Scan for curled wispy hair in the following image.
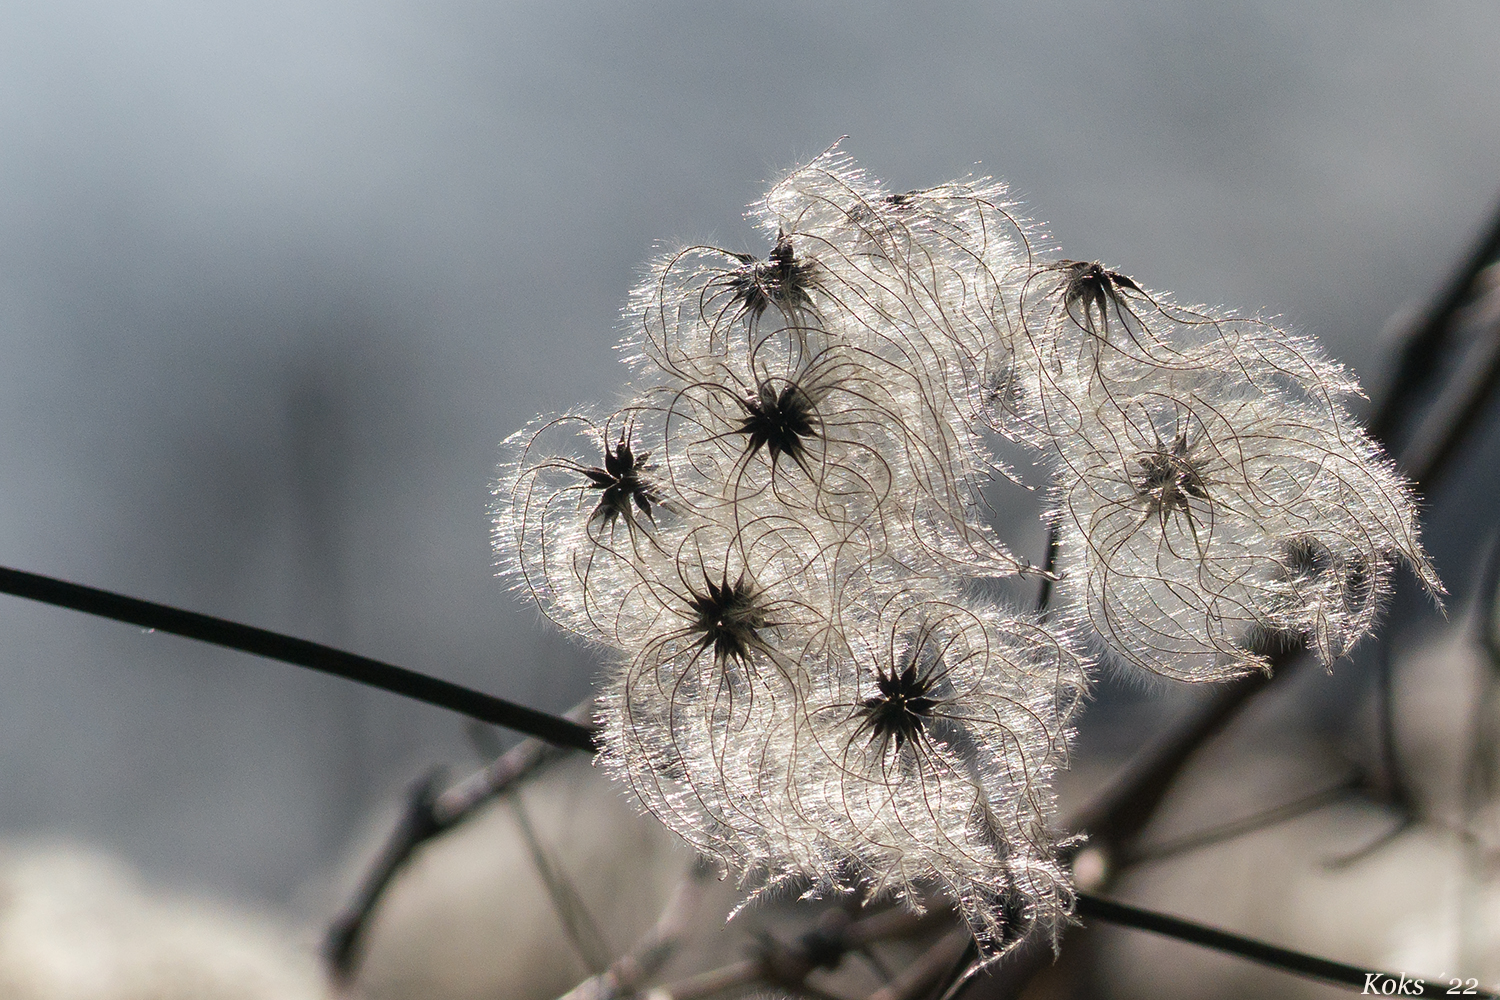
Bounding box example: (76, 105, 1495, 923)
(493, 408, 678, 645)
(624, 145, 1046, 578)
(753, 145, 1039, 431)
(1009, 259, 1360, 446)
(599, 584, 1085, 955)
(1050, 388, 1440, 680)
(596, 532, 838, 877)
(625, 236, 826, 382)
(638, 327, 1026, 581)
(497, 145, 1442, 954)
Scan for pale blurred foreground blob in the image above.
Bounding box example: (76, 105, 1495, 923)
(0, 842, 329, 1000)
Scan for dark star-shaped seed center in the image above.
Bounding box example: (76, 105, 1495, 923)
(686, 573, 768, 667)
(726, 233, 816, 321)
(1056, 259, 1141, 334)
(582, 439, 655, 526)
(856, 661, 940, 755)
(736, 381, 818, 473)
(1134, 429, 1209, 521)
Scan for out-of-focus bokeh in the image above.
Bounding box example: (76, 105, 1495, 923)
(0, 2, 1497, 963)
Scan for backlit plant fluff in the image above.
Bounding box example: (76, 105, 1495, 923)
(492, 145, 1437, 951)
(1010, 257, 1443, 680)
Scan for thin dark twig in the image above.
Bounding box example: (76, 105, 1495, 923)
(1076, 892, 1497, 997)
(324, 769, 445, 978)
(9, 197, 1500, 999)
(1064, 665, 1282, 865)
(1063, 204, 1499, 865)
(0, 565, 598, 753)
(558, 857, 719, 1000)
(512, 790, 613, 974)
(1373, 639, 1412, 807)
(1322, 812, 1417, 871)
(1035, 524, 1059, 613)
(326, 701, 588, 980)
(926, 938, 978, 1000)
(867, 928, 973, 1000)
(1395, 268, 1500, 491)
(607, 904, 939, 1000)
(840, 906, 934, 947)
(941, 927, 1059, 1000)
(435, 707, 588, 826)
(1123, 774, 1360, 866)
(1374, 191, 1500, 444)
(1321, 642, 1421, 870)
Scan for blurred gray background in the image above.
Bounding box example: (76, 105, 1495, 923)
(0, 1, 1497, 911)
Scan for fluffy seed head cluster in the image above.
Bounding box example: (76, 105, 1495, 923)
(1010, 256, 1443, 679)
(493, 144, 1438, 951)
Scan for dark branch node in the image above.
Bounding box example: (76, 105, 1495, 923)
(325, 769, 445, 980)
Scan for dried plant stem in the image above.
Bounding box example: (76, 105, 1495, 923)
(1121, 774, 1359, 866)
(324, 769, 445, 979)
(1374, 192, 1500, 445)
(557, 857, 718, 1000)
(650, 959, 763, 1000)
(588, 904, 942, 1000)
(1075, 893, 1500, 998)
(1396, 259, 1500, 491)
(0, 565, 598, 752)
(1063, 664, 1282, 869)
(866, 927, 972, 1000)
(1060, 194, 1500, 878)
(5, 189, 1495, 1000)
(435, 701, 593, 824)
(962, 195, 1500, 998)
(512, 790, 614, 974)
(327, 701, 590, 980)
(840, 907, 931, 948)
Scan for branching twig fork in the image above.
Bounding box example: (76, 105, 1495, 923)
(958, 194, 1500, 998)
(325, 701, 587, 980)
(557, 857, 719, 1000)
(635, 905, 939, 1000)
